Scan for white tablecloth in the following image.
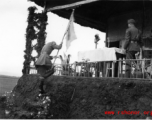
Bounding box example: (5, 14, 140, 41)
(78, 47, 126, 62)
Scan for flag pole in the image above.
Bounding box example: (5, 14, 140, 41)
(52, 31, 67, 66)
(52, 9, 75, 68)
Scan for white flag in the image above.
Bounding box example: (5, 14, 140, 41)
(65, 10, 77, 50)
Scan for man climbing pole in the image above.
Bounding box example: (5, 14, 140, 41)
(35, 9, 76, 93)
(35, 41, 62, 77)
(35, 41, 62, 93)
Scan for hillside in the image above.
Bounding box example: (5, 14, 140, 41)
(0, 75, 152, 119)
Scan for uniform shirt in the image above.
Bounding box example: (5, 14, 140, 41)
(36, 42, 62, 66)
(124, 26, 141, 52)
(41, 42, 62, 55)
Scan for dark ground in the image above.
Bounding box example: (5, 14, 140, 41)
(0, 75, 152, 119)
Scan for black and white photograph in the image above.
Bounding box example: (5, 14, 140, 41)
(0, 0, 152, 119)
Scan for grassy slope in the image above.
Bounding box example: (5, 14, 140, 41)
(10, 75, 152, 119)
(0, 75, 19, 95)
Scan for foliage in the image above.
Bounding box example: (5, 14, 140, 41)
(2, 92, 53, 119)
(22, 6, 48, 74)
(22, 6, 37, 74)
(35, 12, 48, 57)
(26, 93, 53, 119)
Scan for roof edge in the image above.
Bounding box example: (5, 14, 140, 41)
(46, 0, 99, 11)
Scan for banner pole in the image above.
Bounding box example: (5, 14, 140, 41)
(52, 9, 75, 66)
(52, 31, 67, 66)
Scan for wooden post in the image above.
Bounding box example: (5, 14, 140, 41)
(99, 62, 101, 77)
(107, 37, 110, 48)
(95, 62, 97, 77)
(143, 59, 145, 79)
(112, 62, 115, 78)
(122, 58, 126, 77)
(118, 58, 121, 77)
(105, 62, 109, 77)
(80, 63, 83, 77)
(74, 62, 76, 77)
(95, 43, 97, 49)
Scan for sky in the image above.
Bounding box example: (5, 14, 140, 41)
(0, 0, 105, 77)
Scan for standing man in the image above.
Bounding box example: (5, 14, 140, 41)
(35, 41, 62, 78)
(123, 19, 142, 78)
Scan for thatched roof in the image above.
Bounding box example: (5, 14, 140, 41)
(29, 0, 152, 32)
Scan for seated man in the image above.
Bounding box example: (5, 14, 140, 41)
(35, 41, 62, 78)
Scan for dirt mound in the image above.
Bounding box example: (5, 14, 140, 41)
(1, 75, 152, 119)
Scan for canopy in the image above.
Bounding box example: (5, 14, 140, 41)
(29, 0, 152, 32)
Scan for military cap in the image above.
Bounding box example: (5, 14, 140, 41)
(127, 19, 136, 24)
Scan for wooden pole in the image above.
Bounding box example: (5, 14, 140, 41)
(52, 32, 66, 66)
(95, 43, 97, 49)
(52, 9, 75, 66)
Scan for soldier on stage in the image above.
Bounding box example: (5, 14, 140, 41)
(123, 19, 142, 78)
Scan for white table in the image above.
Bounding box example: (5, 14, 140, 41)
(78, 47, 125, 62)
(77, 47, 126, 77)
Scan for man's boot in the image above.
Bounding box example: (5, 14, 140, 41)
(39, 76, 45, 94)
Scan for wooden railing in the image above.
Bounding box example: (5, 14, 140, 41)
(28, 59, 152, 79)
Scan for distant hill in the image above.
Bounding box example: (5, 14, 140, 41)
(0, 75, 20, 79)
(0, 75, 19, 95)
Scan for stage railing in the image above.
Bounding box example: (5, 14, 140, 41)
(29, 66, 37, 74)
(29, 59, 152, 79)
